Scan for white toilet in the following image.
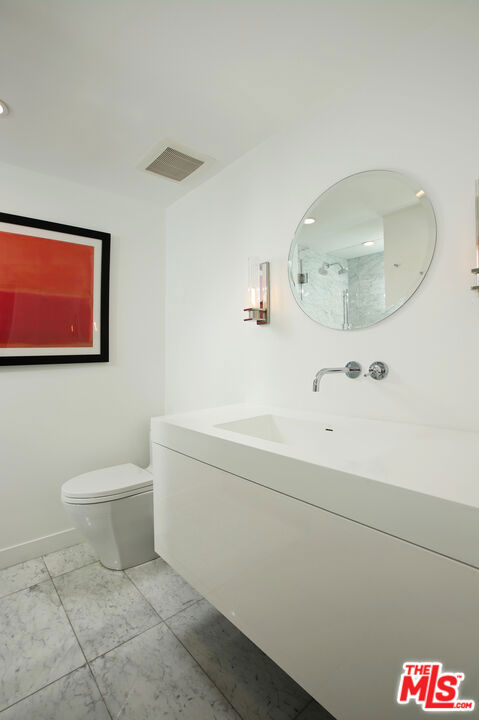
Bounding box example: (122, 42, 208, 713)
(61, 463, 157, 570)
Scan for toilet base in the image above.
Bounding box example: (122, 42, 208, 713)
(63, 489, 157, 570)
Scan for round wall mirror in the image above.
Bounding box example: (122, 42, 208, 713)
(288, 170, 436, 329)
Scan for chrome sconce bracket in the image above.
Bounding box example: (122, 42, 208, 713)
(243, 307, 268, 324)
(472, 180, 479, 291)
(244, 261, 270, 325)
(471, 267, 479, 292)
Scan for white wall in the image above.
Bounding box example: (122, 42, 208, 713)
(165, 18, 479, 434)
(0, 162, 164, 566)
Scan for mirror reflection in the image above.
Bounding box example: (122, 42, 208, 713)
(288, 170, 436, 330)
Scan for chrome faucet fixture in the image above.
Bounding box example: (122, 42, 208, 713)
(312, 361, 361, 392)
(365, 361, 388, 380)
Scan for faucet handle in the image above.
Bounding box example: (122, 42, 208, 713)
(365, 361, 388, 380)
(345, 361, 362, 378)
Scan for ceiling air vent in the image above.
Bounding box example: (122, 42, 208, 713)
(145, 146, 204, 182)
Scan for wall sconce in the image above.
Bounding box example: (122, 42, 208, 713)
(472, 180, 479, 292)
(244, 259, 270, 325)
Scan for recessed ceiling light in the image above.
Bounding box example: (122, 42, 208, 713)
(0, 100, 9, 116)
(303, 217, 315, 225)
(416, 189, 425, 198)
(362, 240, 375, 246)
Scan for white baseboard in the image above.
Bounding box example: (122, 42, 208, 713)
(0, 528, 82, 570)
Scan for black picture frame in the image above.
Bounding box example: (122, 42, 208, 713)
(0, 212, 110, 366)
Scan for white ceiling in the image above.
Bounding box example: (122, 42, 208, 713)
(0, 1, 465, 206)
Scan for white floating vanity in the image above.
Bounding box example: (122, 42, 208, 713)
(151, 405, 479, 720)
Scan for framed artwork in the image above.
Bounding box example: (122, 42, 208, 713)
(0, 212, 110, 366)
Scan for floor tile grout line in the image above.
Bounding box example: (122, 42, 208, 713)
(0, 556, 50, 601)
(49, 560, 164, 652)
(0, 547, 97, 601)
(48, 558, 164, 665)
(121, 570, 165, 622)
(0, 664, 91, 715)
(87, 617, 164, 663)
(83, 665, 114, 720)
(162, 597, 203, 623)
(294, 698, 336, 720)
(82, 621, 171, 717)
(44, 557, 99, 580)
(163, 616, 247, 720)
(123, 570, 203, 626)
(0, 554, 49, 574)
(44, 560, 89, 667)
(45, 561, 115, 720)
(292, 699, 315, 720)
(0, 581, 48, 603)
(81, 587, 199, 665)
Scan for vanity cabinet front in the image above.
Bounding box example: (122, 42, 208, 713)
(153, 444, 479, 720)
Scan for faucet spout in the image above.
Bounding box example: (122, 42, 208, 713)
(312, 367, 346, 391)
(312, 361, 361, 392)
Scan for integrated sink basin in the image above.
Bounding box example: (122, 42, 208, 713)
(216, 413, 339, 444)
(215, 412, 379, 464)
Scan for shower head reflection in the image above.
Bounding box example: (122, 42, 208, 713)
(318, 262, 347, 276)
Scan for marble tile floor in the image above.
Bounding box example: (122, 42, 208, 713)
(0, 543, 335, 720)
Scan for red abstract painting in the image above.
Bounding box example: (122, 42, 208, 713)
(0, 230, 94, 348)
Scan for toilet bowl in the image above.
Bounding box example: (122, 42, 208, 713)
(61, 463, 157, 570)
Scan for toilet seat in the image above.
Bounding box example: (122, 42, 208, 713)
(62, 463, 153, 505)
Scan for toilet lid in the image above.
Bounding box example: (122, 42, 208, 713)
(62, 463, 153, 502)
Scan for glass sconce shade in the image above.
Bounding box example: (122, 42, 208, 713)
(244, 258, 270, 325)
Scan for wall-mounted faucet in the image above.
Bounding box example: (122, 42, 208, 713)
(312, 361, 361, 392)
